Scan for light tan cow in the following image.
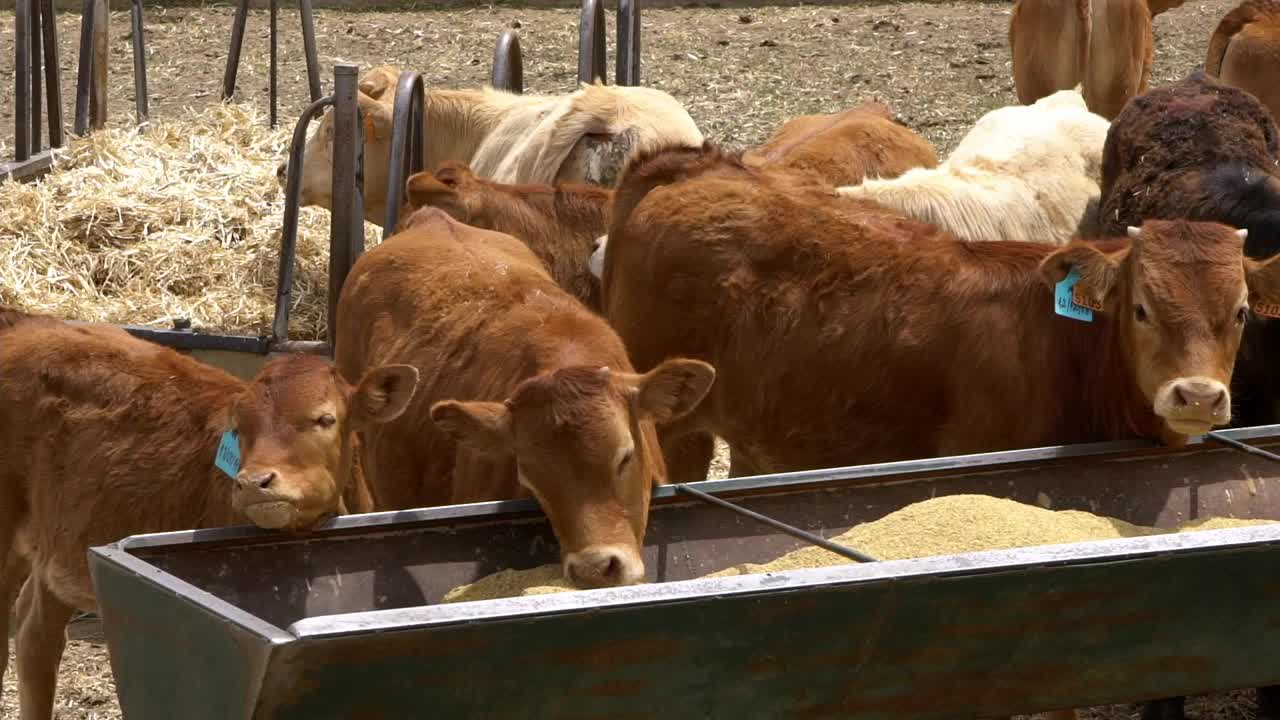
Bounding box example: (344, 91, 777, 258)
(1207, 0, 1280, 123)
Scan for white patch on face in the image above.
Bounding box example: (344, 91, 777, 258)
(588, 235, 608, 280)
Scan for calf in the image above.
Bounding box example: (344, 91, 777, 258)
(742, 102, 939, 187)
(335, 210, 713, 588)
(602, 144, 1280, 484)
(0, 308, 417, 720)
(837, 90, 1109, 244)
(1009, 0, 1160, 120)
(400, 162, 612, 311)
(1206, 0, 1280, 124)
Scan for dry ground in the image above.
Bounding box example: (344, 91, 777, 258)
(0, 0, 1267, 718)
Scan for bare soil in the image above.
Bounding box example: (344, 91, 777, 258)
(0, 1, 1263, 718)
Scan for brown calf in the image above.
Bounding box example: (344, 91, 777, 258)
(602, 144, 1280, 484)
(0, 308, 417, 720)
(1207, 0, 1280, 124)
(742, 102, 939, 187)
(401, 162, 612, 311)
(1009, 0, 1156, 120)
(335, 210, 714, 588)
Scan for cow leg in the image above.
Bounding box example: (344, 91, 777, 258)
(1258, 685, 1280, 719)
(0, 552, 32, 688)
(15, 575, 74, 720)
(659, 430, 714, 485)
(1140, 697, 1186, 720)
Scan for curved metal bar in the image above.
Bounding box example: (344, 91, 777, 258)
(272, 95, 334, 343)
(616, 0, 640, 86)
(491, 30, 524, 94)
(578, 0, 606, 85)
(383, 70, 427, 236)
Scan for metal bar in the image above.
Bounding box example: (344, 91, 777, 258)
(577, 0, 605, 85)
(0, 149, 54, 181)
(15, 0, 32, 162)
(491, 30, 524, 94)
(1207, 430, 1280, 463)
(90, 0, 107, 130)
(221, 0, 250, 102)
(30, 0, 43, 154)
(298, 0, 322, 102)
(616, 0, 640, 86)
(269, 0, 278, 127)
(270, 340, 329, 355)
(273, 95, 335, 343)
(382, 71, 425, 235)
(41, 0, 64, 148)
(328, 64, 365, 349)
(672, 483, 878, 563)
(118, 327, 270, 354)
(130, 0, 148, 126)
(73, 0, 94, 136)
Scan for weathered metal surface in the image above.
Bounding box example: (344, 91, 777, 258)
(327, 64, 365, 349)
(90, 0, 107, 128)
(381, 71, 426, 235)
(15, 0, 31, 161)
(491, 29, 524, 94)
(41, 0, 63, 149)
(617, 0, 640, 85)
(578, 0, 605, 84)
(129, 0, 147, 124)
(72, 0, 93, 134)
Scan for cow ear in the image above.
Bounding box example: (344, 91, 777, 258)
(406, 171, 455, 208)
(431, 401, 514, 453)
(358, 66, 400, 100)
(352, 364, 419, 426)
(634, 359, 716, 425)
(357, 94, 392, 143)
(1246, 254, 1280, 318)
(1039, 242, 1127, 312)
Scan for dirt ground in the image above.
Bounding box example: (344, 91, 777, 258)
(0, 0, 1267, 717)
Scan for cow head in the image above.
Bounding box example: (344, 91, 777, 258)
(1040, 219, 1280, 441)
(276, 66, 400, 227)
(404, 162, 477, 224)
(227, 355, 418, 531)
(431, 359, 715, 588)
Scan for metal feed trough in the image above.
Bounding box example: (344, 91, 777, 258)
(89, 425, 1280, 719)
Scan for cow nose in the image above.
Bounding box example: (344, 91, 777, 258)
(237, 470, 277, 490)
(564, 546, 643, 588)
(592, 236, 605, 253)
(1173, 380, 1227, 410)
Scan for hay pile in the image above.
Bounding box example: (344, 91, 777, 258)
(0, 103, 380, 339)
(443, 495, 1276, 603)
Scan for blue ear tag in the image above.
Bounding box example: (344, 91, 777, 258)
(1054, 266, 1094, 323)
(215, 430, 242, 479)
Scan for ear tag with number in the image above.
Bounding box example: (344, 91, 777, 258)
(215, 430, 241, 479)
(1054, 266, 1094, 322)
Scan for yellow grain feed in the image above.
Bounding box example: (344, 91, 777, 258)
(443, 494, 1276, 603)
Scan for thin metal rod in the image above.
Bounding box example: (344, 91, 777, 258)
(73, 0, 94, 135)
(15, 0, 32, 162)
(269, 0, 278, 127)
(617, 0, 640, 86)
(41, 0, 64, 148)
(672, 483, 878, 563)
(491, 30, 524, 94)
(298, 0, 322, 102)
(221, 0, 250, 102)
(30, 0, 43, 154)
(383, 71, 425, 235)
(577, 0, 605, 85)
(328, 64, 365, 350)
(131, 0, 148, 126)
(89, 0, 107, 130)
(1206, 431, 1280, 464)
(273, 95, 335, 343)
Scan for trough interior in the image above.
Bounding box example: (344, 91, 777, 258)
(132, 443, 1280, 630)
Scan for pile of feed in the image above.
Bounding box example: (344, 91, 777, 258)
(443, 494, 1275, 603)
(0, 103, 380, 339)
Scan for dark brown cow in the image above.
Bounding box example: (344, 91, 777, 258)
(400, 161, 612, 311)
(602, 144, 1280, 485)
(0, 308, 417, 720)
(334, 210, 714, 588)
(742, 102, 939, 187)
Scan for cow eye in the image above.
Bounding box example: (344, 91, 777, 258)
(1134, 304, 1149, 323)
(1237, 306, 1249, 324)
(616, 449, 634, 474)
(315, 413, 337, 428)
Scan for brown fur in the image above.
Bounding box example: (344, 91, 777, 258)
(602, 144, 1280, 482)
(741, 102, 939, 187)
(334, 210, 713, 587)
(1206, 0, 1280, 123)
(0, 308, 416, 719)
(1010, 0, 1155, 119)
(400, 161, 612, 311)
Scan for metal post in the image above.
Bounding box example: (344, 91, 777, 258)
(382, 72, 426, 235)
(30, 0, 43, 154)
(15, 0, 32, 162)
(131, 0, 149, 126)
(90, 0, 107, 130)
(73, 0, 94, 135)
(328, 64, 365, 349)
(491, 30, 524, 94)
(269, 0, 278, 127)
(578, 0, 605, 85)
(221, 0, 250, 102)
(41, 0, 64, 148)
(617, 0, 640, 86)
(298, 0, 322, 102)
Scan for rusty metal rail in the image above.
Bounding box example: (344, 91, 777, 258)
(381, 71, 426, 236)
(3, 0, 63, 181)
(223, 0, 322, 127)
(617, 0, 640, 85)
(491, 30, 524, 94)
(578, 0, 605, 84)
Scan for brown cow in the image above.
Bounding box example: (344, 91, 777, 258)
(602, 144, 1280, 485)
(400, 162, 612, 311)
(0, 308, 418, 720)
(334, 210, 714, 588)
(741, 102, 939, 187)
(1207, 0, 1280, 124)
(1009, 0, 1162, 120)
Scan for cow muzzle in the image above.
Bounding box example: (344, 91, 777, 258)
(1154, 376, 1231, 436)
(563, 544, 644, 588)
(234, 467, 300, 530)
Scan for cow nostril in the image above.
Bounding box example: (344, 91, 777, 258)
(1174, 386, 1190, 407)
(257, 471, 276, 489)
